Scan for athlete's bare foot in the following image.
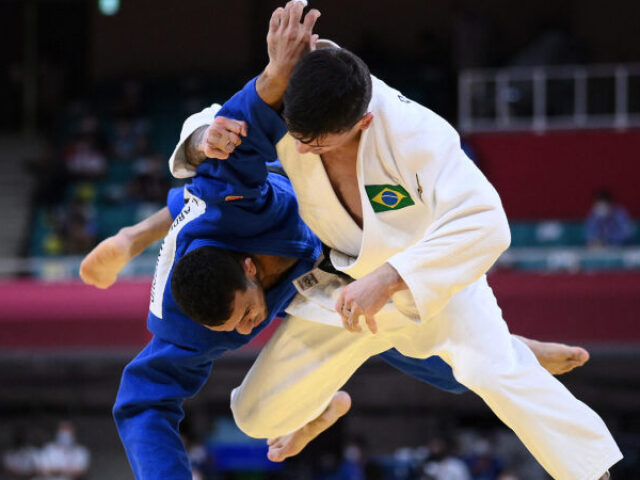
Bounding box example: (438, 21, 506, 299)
(79, 229, 134, 289)
(517, 336, 590, 375)
(267, 391, 352, 462)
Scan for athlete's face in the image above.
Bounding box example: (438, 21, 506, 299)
(207, 278, 268, 335)
(291, 112, 374, 155)
(293, 130, 354, 155)
(206, 257, 268, 335)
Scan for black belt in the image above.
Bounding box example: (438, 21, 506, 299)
(317, 244, 354, 282)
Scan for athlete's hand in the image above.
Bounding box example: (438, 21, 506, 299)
(195, 116, 248, 162)
(335, 263, 407, 334)
(79, 231, 134, 289)
(264, 1, 321, 81)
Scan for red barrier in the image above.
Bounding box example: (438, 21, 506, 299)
(1, 273, 639, 349)
(467, 129, 640, 219)
(0, 279, 279, 351)
(488, 271, 640, 343)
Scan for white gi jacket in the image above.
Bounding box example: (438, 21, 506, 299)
(170, 75, 510, 324)
(171, 76, 623, 480)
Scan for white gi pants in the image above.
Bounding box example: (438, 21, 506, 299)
(230, 277, 622, 480)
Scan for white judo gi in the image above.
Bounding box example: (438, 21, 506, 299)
(170, 75, 621, 480)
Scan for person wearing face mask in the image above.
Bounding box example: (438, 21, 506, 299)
(586, 189, 633, 247)
(36, 422, 89, 480)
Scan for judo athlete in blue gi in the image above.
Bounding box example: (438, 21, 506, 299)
(85, 72, 466, 480)
(167, 5, 619, 479)
(86, 73, 589, 478)
(79, 7, 592, 477)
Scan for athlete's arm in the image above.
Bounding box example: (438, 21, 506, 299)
(256, 2, 320, 110)
(170, 1, 320, 175)
(79, 207, 172, 289)
(79, 187, 187, 289)
(186, 117, 249, 165)
(113, 337, 214, 480)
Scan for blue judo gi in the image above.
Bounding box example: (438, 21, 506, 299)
(113, 77, 466, 480)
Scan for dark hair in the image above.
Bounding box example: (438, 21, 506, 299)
(595, 188, 612, 203)
(283, 48, 372, 143)
(171, 246, 248, 327)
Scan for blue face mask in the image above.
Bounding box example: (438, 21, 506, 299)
(594, 201, 612, 217)
(56, 431, 75, 446)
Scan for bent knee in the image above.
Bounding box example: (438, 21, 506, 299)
(230, 388, 287, 439)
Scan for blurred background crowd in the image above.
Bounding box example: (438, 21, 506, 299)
(1, 0, 639, 479)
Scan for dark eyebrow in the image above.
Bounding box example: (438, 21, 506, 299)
(290, 133, 328, 148)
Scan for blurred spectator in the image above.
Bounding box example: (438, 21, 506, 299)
(61, 186, 98, 255)
(586, 189, 633, 247)
(110, 118, 150, 161)
(463, 436, 504, 480)
(36, 421, 89, 480)
(422, 437, 471, 480)
(181, 433, 212, 480)
(2, 427, 40, 479)
(63, 117, 107, 181)
(113, 80, 144, 118)
(128, 154, 171, 204)
(326, 437, 384, 480)
(29, 140, 70, 206)
(496, 471, 520, 480)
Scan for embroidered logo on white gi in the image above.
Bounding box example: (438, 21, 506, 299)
(296, 272, 318, 291)
(373, 188, 405, 207)
(149, 189, 206, 318)
(365, 185, 415, 213)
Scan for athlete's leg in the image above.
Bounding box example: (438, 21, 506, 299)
(516, 335, 590, 375)
(378, 350, 468, 394)
(266, 391, 352, 462)
(230, 314, 394, 440)
(232, 278, 620, 478)
(403, 278, 622, 480)
(378, 335, 590, 393)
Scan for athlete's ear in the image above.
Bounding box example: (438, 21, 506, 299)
(359, 112, 374, 131)
(242, 257, 257, 280)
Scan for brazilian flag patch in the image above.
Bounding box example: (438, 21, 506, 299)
(365, 184, 415, 213)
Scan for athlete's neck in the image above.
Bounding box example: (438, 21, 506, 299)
(252, 254, 299, 290)
(321, 131, 361, 165)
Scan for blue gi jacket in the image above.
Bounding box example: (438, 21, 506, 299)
(113, 78, 465, 480)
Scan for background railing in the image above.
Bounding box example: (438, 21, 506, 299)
(0, 254, 157, 280)
(458, 63, 640, 133)
(2, 247, 640, 280)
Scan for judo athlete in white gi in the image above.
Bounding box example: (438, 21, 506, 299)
(170, 3, 621, 478)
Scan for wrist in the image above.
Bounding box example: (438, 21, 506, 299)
(380, 263, 407, 295)
(263, 63, 291, 86)
(116, 227, 137, 259)
(186, 126, 208, 166)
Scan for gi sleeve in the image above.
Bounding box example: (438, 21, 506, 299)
(385, 112, 511, 323)
(169, 104, 221, 179)
(113, 336, 214, 480)
(166, 187, 186, 220)
(169, 77, 288, 180)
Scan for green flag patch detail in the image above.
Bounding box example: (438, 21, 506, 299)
(365, 184, 415, 212)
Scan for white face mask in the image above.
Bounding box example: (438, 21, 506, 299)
(594, 201, 612, 217)
(56, 431, 75, 446)
(344, 445, 362, 462)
